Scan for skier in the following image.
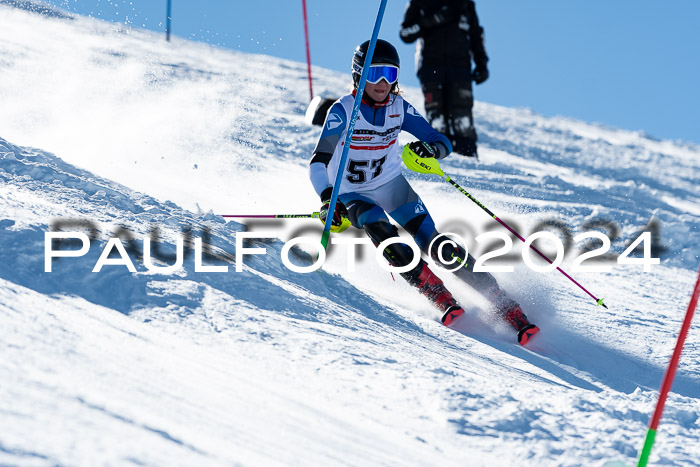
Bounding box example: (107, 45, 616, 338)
(308, 39, 538, 345)
(399, 0, 489, 158)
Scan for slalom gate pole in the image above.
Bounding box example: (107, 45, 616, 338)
(165, 0, 172, 42)
(637, 265, 700, 467)
(402, 146, 608, 308)
(301, 0, 313, 101)
(221, 213, 320, 219)
(320, 0, 388, 250)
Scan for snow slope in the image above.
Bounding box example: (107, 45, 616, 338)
(1, 2, 699, 466)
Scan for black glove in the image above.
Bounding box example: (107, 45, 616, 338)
(421, 5, 453, 29)
(319, 187, 350, 233)
(407, 141, 438, 158)
(473, 65, 489, 85)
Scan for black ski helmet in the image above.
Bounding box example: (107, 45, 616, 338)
(352, 39, 400, 87)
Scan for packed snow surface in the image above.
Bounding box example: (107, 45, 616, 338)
(0, 2, 698, 466)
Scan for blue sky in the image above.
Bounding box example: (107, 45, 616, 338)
(42, 0, 700, 144)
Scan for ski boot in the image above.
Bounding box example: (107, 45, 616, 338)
(503, 304, 539, 346)
(489, 289, 539, 345)
(408, 262, 465, 326)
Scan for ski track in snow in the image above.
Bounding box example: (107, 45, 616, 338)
(0, 2, 699, 466)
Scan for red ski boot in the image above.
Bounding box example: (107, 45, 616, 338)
(410, 262, 465, 326)
(488, 288, 540, 345)
(503, 304, 540, 345)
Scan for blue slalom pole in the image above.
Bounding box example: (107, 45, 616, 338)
(165, 0, 172, 42)
(320, 0, 388, 249)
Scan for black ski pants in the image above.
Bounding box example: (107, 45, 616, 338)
(418, 64, 477, 155)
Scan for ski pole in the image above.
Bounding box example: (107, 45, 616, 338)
(402, 145, 608, 308)
(221, 213, 320, 219)
(637, 265, 699, 467)
(321, 0, 388, 250)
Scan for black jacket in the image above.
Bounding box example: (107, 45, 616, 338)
(400, 0, 488, 73)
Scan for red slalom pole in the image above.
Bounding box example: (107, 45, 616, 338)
(301, 0, 313, 101)
(637, 265, 700, 466)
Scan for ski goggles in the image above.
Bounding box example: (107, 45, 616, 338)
(365, 65, 400, 84)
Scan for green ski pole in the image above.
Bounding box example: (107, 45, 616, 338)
(402, 144, 608, 309)
(222, 213, 320, 219)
